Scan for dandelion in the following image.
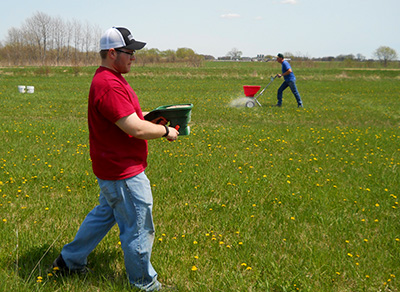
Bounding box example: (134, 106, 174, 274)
(347, 253, 353, 257)
(191, 266, 198, 271)
(241, 263, 247, 267)
(246, 267, 252, 270)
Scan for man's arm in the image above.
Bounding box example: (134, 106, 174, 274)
(115, 113, 179, 141)
(278, 68, 292, 78)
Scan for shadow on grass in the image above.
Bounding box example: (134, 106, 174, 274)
(15, 244, 126, 286)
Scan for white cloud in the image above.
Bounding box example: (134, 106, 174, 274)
(281, 0, 298, 4)
(220, 13, 241, 19)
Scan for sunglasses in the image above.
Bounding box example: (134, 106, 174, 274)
(114, 49, 136, 57)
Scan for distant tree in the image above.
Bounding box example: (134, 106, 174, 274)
(227, 48, 242, 60)
(320, 56, 335, 62)
(265, 55, 275, 61)
(373, 46, 398, 67)
(176, 47, 195, 59)
(201, 54, 215, 61)
(52, 16, 65, 65)
(336, 54, 355, 61)
(137, 48, 161, 66)
(356, 53, 366, 61)
(176, 48, 203, 67)
(283, 52, 294, 59)
(72, 19, 82, 64)
(160, 49, 177, 62)
(24, 12, 52, 64)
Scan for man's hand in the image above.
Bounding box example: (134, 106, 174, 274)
(165, 126, 179, 141)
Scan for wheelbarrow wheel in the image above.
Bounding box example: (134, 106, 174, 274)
(245, 100, 256, 108)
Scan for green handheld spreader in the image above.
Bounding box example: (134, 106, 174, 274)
(144, 104, 193, 135)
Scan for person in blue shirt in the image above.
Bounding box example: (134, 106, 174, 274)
(275, 53, 303, 108)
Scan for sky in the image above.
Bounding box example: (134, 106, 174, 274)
(1, 0, 399, 59)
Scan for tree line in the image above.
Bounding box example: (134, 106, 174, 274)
(0, 12, 102, 66)
(0, 12, 397, 67)
(0, 12, 205, 67)
(222, 47, 398, 67)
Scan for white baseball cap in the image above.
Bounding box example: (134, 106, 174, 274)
(100, 27, 146, 51)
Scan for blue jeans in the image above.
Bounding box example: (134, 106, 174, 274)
(61, 172, 161, 291)
(277, 80, 303, 106)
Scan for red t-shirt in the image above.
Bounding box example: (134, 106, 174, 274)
(88, 67, 148, 180)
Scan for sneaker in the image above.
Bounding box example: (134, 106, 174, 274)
(298, 104, 303, 108)
(150, 282, 177, 291)
(50, 254, 91, 275)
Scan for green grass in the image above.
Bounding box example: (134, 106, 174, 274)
(0, 62, 399, 291)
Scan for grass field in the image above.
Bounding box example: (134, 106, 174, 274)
(0, 61, 399, 291)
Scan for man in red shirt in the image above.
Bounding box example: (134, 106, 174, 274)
(52, 27, 178, 291)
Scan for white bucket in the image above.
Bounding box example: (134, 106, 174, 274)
(27, 86, 35, 93)
(18, 85, 26, 93)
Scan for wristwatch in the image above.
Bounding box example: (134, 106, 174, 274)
(162, 125, 169, 137)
